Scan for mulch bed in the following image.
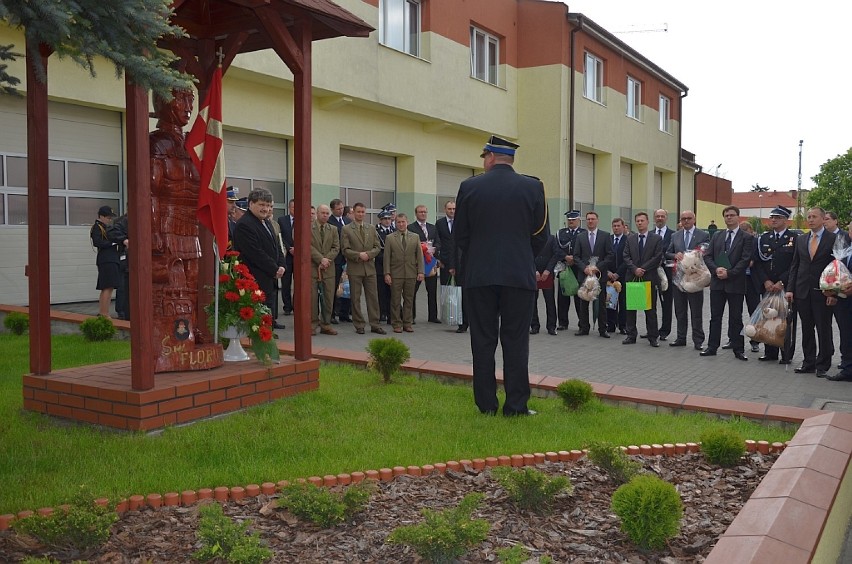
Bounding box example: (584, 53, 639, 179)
(0, 451, 778, 563)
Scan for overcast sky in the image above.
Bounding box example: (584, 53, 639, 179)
(553, 1, 851, 192)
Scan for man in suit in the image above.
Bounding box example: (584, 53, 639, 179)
(342, 202, 386, 335)
(328, 198, 351, 323)
(786, 207, 837, 377)
(607, 217, 629, 334)
(701, 205, 754, 360)
(652, 209, 675, 340)
(531, 234, 557, 336)
(455, 135, 549, 416)
(666, 210, 709, 350)
(622, 212, 664, 347)
(409, 204, 441, 323)
(374, 209, 395, 324)
(226, 186, 239, 250)
(310, 204, 339, 335)
(233, 189, 287, 328)
(266, 200, 288, 329)
(384, 213, 425, 332)
(753, 206, 798, 363)
(548, 210, 585, 330)
(827, 223, 852, 381)
(573, 210, 614, 337)
(435, 200, 468, 333)
(277, 198, 296, 316)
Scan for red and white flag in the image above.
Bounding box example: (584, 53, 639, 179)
(186, 67, 228, 259)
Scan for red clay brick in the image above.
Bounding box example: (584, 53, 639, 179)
(98, 413, 128, 429)
(176, 405, 211, 424)
(72, 408, 99, 424)
(175, 380, 210, 396)
(605, 386, 689, 409)
(240, 369, 269, 385)
(126, 387, 176, 404)
(22, 387, 34, 399)
(282, 373, 308, 388)
(23, 399, 46, 412)
(269, 387, 293, 400)
(46, 404, 74, 419)
(255, 377, 284, 393)
(295, 382, 319, 394)
(209, 374, 242, 390)
(194, 389, 227, 406)
(84, 397, 114, 414)
(57, 394, 85, 408)
(22, 375, 47, 389)
(113, 403, 159, 419)
(210, 398, 242, 416)
(159, 396, 194, 414)
(226, 383, 255, 399)
(269, 363, 297, 377)
(33, 389, 59, 404)
(98, 388, 128, 403)
(71, 383, 104, 399)
(161, 412, 177, 426)
(130, 416, 167, 431)
(44, 379, 74, 393)
(241, 391, 270, 408)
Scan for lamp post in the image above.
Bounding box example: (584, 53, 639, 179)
(758, 193, 763, 232)
(796, 140, 804, 227)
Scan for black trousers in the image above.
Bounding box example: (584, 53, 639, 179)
(708, 289, 745, 354)
(467, 285, 535, 416)
(657, 278, 673, 337)
(531, 287, 556, 332)
(606, 288, 627, 332)
(280, 257, 294, 313)
(796, 292, 834, 371)
(375, 258, 391, 320)
(672, 286, 704, 346)
(833, 296, 852, 374)
(413, 275, 439, 321)
(626, 286, 658, 339)
(576, 291, 607, 333)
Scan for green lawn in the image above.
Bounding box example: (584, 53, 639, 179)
(0, 333, 795, 514)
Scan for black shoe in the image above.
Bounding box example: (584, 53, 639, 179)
(379, 315, 387, 322)
(339, 317, 351, 323)
(751, 343, 760, 353)
(639, 334, 648, 339)
(794, 365, 815, 374)
(734, 352, 748, 361)
(530, 328, 540, 335)
(456, 326, 468, 334)
(574, 330, 589, 336)
(700, 349, 717, 356)
(618, 329, 627, 335)
(429, 319, 442, 324)
(547, 329, 558, 336)
(599, 332, 610, 338)
(669, 340, 687, 347)
(273, 321, 286, 329)
(779, 359, 791, 365)
(649, 339, 659, 347)
(827, 371, 852, 382)
(659, 335, 668, 341)
(557, 325, 568, 331)
(622, 337, 636, 345)
(758, 355, 778, 362)
(721, 341, 733, 350)
(816, 370, 829, 378)
(283, 310, 293, 316)
(694, 344, 704, 351)
(330, 317, 339, 325)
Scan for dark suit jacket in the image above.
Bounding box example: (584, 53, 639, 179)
(455, 164, 550, 290)
(703, 228, 754, 294)
(611, 233, 628, 281)
(788, 229, 837, 298)
(666, 228, 710, 258)
(329, 214, 351, 266)
(91, 220, 120, 265)
(409, 220, 441, 258)
(574, 229, 614, 282)
(435, 216, 455, 270)
(277, 214, 295, 266)
(233, 211, 286, 299)
(623, 231, 664, 285)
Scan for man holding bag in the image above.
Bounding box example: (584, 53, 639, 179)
(622, 212, 663, 347)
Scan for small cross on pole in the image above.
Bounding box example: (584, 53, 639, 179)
(216, 47, 225, 67)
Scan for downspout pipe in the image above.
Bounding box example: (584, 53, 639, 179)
(678, 89, 687, 216)
(569, 14, 583, 211)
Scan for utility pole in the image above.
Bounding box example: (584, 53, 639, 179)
(796, 140, 803, 227)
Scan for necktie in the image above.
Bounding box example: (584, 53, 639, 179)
(589, 231, 595, 250)
(809, 233, 819, 258)
(684, 230, 691, 250)
(639, 234, 645, 254)
(613, 236, 619, 247)
(725, 230, 733, 252)
(401, 233, 407, 251)
(448, 219, 453, 233)
(658, 228, 663, 237)
(320, 224, 326, 244)
(421, 223, 428, 239)
(262, 220, 273, 240)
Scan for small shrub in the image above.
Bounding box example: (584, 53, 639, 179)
(3, 311, 29, 335)
(387, 492, 490, 564)
(611, 474, 683, 550)
(496, 543, 530, 564)
(585, 441, 642, 484)
(80, 316, 116, 341)
(555, 379, 595, 410)
(193, 503, 272, 564)
(700, 427, 746, 467)
(13, 486, 117, 552)
(491, 466, 571, 514)
(366, 337, 411, 383)
(276, 482, 372, 527)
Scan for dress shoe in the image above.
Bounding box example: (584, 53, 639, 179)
(721, 341, 733, 350)
(273, 321, 286, 329)
(403, 326, 414, 332)
(639, 334, 647, 339)
(339, 316, 352, 323)
(311, 327, 319, 336)
(355, 328, 365, 334)
(794, 365, 815, 374)
(330, 317, 339, 325)
(816, 370, 828, 378)
(827, 371, 852, 382)
(659, 335, 668, 341)
(393, 327, 403, 333)
(734, 352, 748, 361)
(758, 355, 778, 362)
(622, 337, 636, 345)
(599, 332, 610, 338)
(619, 329, 627, 335)
(778, 359, 791, 365)
(456, 326, 468, 333)
(429, 319, 442, 324)
(320, 326, 338, 336)
(548, 329, 558, 336)
(530, 328, 540, 335)
(649, 339, 659, 347)
(283, 309, 293, 316)
(371, 327, 387, 335)
(557, 325, 568, 331)
(699, 349, 717, 357)
(669, 340, 687, 347)
(694, 344, 704, 351)
(574, 330, 589, 336)
(750, 343, 760, 353)
(379, 315, 387, 322)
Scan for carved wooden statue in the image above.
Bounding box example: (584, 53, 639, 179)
(150, 90, 223, 372)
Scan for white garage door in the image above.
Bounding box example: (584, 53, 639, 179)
(436, 163, 473, 217)
(340, 149, 396, 222)
(223, 131, 288, 208)
(575, 151, 594, 212)
(619, 161, 633, 220)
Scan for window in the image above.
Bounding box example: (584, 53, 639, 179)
(470, 26, 500, 86)
(627, 76, 641, 120)
(659, 95, 671, 133)
(380, 0, 420, 57)
(584, 52, 604, 103)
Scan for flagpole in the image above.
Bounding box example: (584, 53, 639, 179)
(213, 239, 220, 343)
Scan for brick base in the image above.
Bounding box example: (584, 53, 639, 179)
(22, 357, 320, 431)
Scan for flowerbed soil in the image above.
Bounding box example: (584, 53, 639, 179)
(0, 452, 778, 563)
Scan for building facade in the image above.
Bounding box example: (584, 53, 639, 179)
(0, 0, 690, 305)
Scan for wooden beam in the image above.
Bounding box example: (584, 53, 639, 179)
(125, 80, 155, 390)
(25, 42, 52, 375)
(254, 5, 303, 75)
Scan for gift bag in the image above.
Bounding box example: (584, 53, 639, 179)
(605, 283, 619, 309)
(819, 259, 852, 297)
(577, 273, 602, 302)
(673, 249, 711, 293)
(559, 268, 579, 297)
(625, 279, 652, 310)
(741, 290, 788, 347)
(442, 277, 463, 325)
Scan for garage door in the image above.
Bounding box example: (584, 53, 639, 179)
(436, 163, 473, 217)
(652, 171, 663, 211)
(619, 161, 633, 220)
(223, 131, 288, 208)
(340, 149, 396, 222)
(575, 151, 594, 212)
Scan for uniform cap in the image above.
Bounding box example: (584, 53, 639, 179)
(378, 210, 393, 219)
(480, 135, 519, 157)
(564, 210, 581, 219)
(226, 186, 239, 201)
(98, 205, 116, 217)
(768, 205, 791, 219)
(381, 202, 397, 212)
(235, 198, 249, 211)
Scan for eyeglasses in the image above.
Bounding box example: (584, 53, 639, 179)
(679, 217, 694, 221)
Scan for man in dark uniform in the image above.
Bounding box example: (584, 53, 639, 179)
(110, 209, 130, 320)
(752, 205, 798, 363)
(531, 234, 557, 335)
(548, 210, 584, 330)
(91, 205, 121, 318)
(455, 135, 549, 416)
(375, 209, 395, 323)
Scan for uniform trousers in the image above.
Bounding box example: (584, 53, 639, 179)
(531, 287, 556, 332)
(833, 296, 852, 374)
(796, 291, 834, 371)
(672, 286, 705, 346)
(708, 290, 745, 353)
(349, 272, 380, 330)
(413, 275, 439, 321)
(467, 285, 535, 416)
(389, 278, 417, 329)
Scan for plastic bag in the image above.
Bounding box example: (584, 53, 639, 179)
(657, 266, 669, 292)
(605, 282, 619, 309)
(673, 248, 711, 293)
(558, 267, 579, 297)
(741, 290, 788, 347)
(578, 273, 601, 302)
(820, 259, 852, 297)
(442, 277, 463, 325)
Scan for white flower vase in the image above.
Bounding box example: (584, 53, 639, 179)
(220, 326, 250, 362)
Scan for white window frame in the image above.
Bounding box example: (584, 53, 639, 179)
(584, 52, 604, 103)
(627, 76, 641, 120)
(659, 94, 671, 133)
(470, 26, 500, 86)
(379, 0, 421, 57)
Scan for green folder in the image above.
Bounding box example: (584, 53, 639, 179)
(716, 250, 732, 269)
